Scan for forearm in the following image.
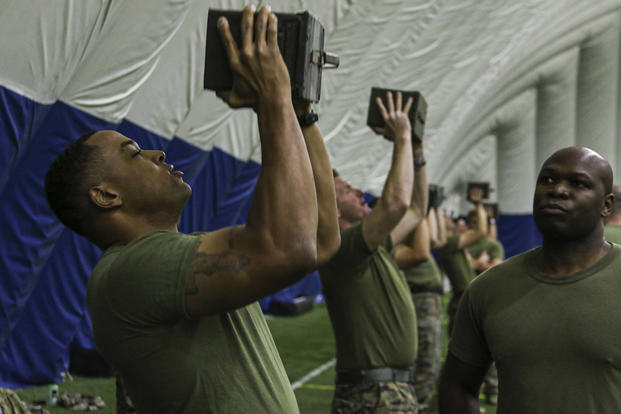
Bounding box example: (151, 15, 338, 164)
(379, 135, 413, 215)
(488, 220, 497, 239)
(410, 145, 428, 217)
(437, 209, 448, 246)
(475, 202, 488, 237)
(247, 97, 318, 259)
(395, 219, 431, 269)
(301, 121, 340, 264)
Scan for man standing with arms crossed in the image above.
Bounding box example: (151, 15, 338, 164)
(320, 92, 428, 413)
(436, 192, 488, 336)
(44, 5, 340, 413)
(439, 146, 621, 413)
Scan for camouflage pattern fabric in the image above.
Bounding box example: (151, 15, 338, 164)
(411, 292, 443, 406)
(0, 388, 49, 414)
(332, 380, 418, 413)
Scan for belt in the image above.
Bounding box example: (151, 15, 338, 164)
(336, 367, 415, 384)
(409, 285, 443, 295)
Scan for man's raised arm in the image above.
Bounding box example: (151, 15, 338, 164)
(391, 139, 428, 244)
(184, 5, 318, 317)
(295, 102, 341, 265)
(361, 91, 414, 251)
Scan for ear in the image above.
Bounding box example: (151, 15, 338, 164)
(89, 184, 122, 210)
(602, 193, 614, 218)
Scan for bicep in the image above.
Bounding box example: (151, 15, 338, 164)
(183, 227, 304, 317)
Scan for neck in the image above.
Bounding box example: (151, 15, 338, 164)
(538, 231, 610, 275)
(93, 214, 179, 250)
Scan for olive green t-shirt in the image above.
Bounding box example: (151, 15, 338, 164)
(87, 231, 298, 414)
(402, 257, 443, 291)
(436, 235, 476, 294)
(319, 222, 417, 372)
(450, 245, 621, 413)
(604, 224, 621, 245)
(467, 237, 505, 261)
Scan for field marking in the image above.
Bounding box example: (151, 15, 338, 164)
(297, 384, 335, 391)
(291, 358, 336, 390)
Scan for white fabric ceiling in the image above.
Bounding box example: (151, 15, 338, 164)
(2, 0, 620, 214)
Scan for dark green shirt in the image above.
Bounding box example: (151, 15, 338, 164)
(402, 257, 443, 290)
(467, 237, 505, 261)
(450, 245, 621, 413)
(604, 224, 621, 245)
(87, 231, 298, 414)
(437, 235, 476, 295)
(319, 222, 417, 371)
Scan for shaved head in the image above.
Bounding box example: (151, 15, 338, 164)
(534, 146, 614, 242)
(542, 146, 613, 194)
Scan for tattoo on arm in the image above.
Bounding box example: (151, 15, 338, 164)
(185, 230, 251, 296)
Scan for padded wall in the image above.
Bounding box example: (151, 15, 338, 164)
(2, 0, 621, 387)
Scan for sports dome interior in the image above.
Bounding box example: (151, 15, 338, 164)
(1, 0, 620, 387)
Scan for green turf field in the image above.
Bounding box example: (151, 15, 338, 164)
(16, 302, 497, 413)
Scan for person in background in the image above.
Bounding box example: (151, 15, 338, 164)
(44, 5, 340, 413)
(466, 207, 504, 274)
(436, 190, 488, 335)
(439, 146, 620, 414)
(320, 91, 427, 413)
(395, 205, 446, 411)
(604, 183, 621, 244)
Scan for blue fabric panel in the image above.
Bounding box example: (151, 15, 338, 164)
(0, 231, 101, 387)
(497, 213, 542, 258)
(0, 86, 51, 194)
(207, 151, 259, 230)
(71, 307, 95, 350)
(203, 148, 248, 231)
(0, 101, 114, 388)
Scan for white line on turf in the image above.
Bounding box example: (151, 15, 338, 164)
(291, 358, 336, 390)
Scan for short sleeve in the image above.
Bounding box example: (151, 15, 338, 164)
(103, 232, 201, 325)
(489, 240, 505, 260)
(447, 286, 492, 367)
(321, 222, 372, 272)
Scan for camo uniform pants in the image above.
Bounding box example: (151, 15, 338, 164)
(411, 292, 443, 406)
(332, 380, 418, 413)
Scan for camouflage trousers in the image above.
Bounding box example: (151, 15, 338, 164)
(0, 388, 49, 414)
(411, 292, 443, 406)
(332, 381, 419, 413)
